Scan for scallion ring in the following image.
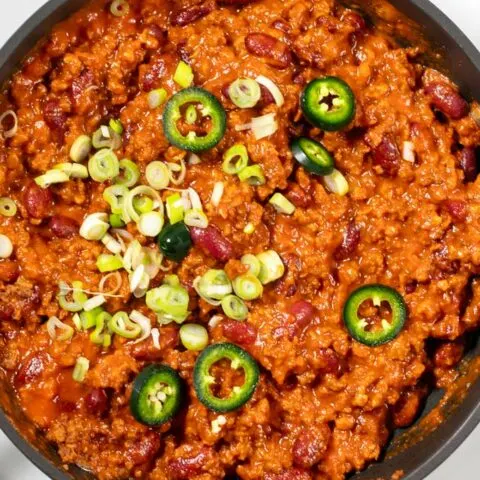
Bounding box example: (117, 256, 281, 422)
(92, 126, 121, 150)
(146, 161, 170, 190)
(174, 61, 194, 88)
(184, 209, 208, 228)
(0, 235, 13, 259)
(88, 149, 120, 182)
(109, 118, 123, 135)
(222, 144, 248, 175)
(35, 170, 69, 188)
(195, 269, 232, 304)
(221, 294, 248, 320)
(138, 211, 164, 237)
(69, 135, 92, 162)
(115, 159, 140, 188)
(268, 192, 295, 215)
(0, 110, 18, 139)
(228, 79, 261, 108)
(47, 316, 74, 342)
(238, 165, 266, 186)
(147, 88, 167, 109)
(96, 254, 123, 273)
(256, 250, 285, 285)
(123, 185, 163, 223)
(146, 284, 190, 317)
(110, 0, 130, 17)
(323, 168, 349, 196)
(166, 193, 185, 224)
(108, 311, 141, 339)
(179, 324, 209, 351)
(58, 280, 88, 312)
(80, 212, 110, 240)
(53, 162, 89, 179)
(232, 274, 263, 301)
(90, 311, 112, 346)
(167, 159, 186, 186)
(0, 197, 17, 217)
(103, 185, 129, 215)
(72, 357, 89, 382)
(241, 254, 261, 277)
(109, 213, 125, 228)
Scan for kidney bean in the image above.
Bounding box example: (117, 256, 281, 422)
(259, 84, 275, 107)
(43, 99, 68, 137)
(15, 353, 46, 387)
(293, 424, 331, 468)
(316, 348, 342, 376)
(171, 0, 215, 26)
(128, 432, 161, 465)
(424, 82, 469, 120)
(444, 200, 467, 222)
(85, 388, 109, 416)
(392, 388, 426, 428)
(222, 319, 257, 345)
(166, 448, 210, 479)
(334, 222, 360, 261)
(190, 225, 233, 262)
(0, 260, 19, 283)
(433, 341, 464, 368)
(343, 11, 367, 32)
(145, 24, 166, 44)
(286, 184, 312, 208)
(457, 147, 478, 183)
(23, 182, 53, 219)
(372, 135, 400, 176)
(245, 33, 292, 69)
(48, 215, 78, 238)
(71, 69, 94, 107)
(140, 55, 170, 92)
(272, 19, 290, 33)
(289, 300, 315, 333)
(265, 468, 312, 480)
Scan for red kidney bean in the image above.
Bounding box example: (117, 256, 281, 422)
(265, 468, 312, 480)
(392, 388, 426, 428)
(43, 99, 68, 137)
(222, 319, 257, 345)
(289, 300, 315, 333)
(343, 10, 367, 32)
(128, 432, 161, 465)
(0, 260, 19, 283)
(166, 448, 210, 479)
(293, 425, 331, 468)
(71, 69, 94, 107)
(372, 135, 400, 176)
(190, 225, 233, 262)
(145, 24, 166, 44)
(272, 19, 290, 33)
(444, 200, 467, 222)
(15, 353, 46, 387)
(171, 1, 215, 26)
(85, 388, 109, 416)
(457, 147, 478, 183)
(433, 341, 464, 369)
(424, 82, 469, 120)
(286, 184, 312, 208)
(48, 215, 78, 238)
(334, 222, 360, 261)
(245, 33, 292, 69)
(140, 55, 171, 92)
(259, 84, 275, 107)
(316, 348, 342, 376)
(23, 182, 53, 219)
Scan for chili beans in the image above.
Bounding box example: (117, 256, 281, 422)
(85, 388, 109, 415)
(292, 425, 331, 468)
(171, 1, 216, 27)
(48, 216, 78, 238)
(166, 448, 210, 479)
(372, 135, 400, 176)
(190, 225, 234, 262)
(23, 183, 53, 219)
(222, 319, 257, 345)
(335, 222, 360, 261)
(289, 300, 315, 332)
(424, 82, 469, 120)
(43, 99, 68, 137)
(457, 147, 478, 183)
(245, 33, 292, 69)
(444, 200, 468, 222)
(128, 432, 161, 465)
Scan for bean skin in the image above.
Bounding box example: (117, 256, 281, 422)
(43, 99, 68, 137)
(292, 425, 331, 468)
(245, 33, 292, 69)
(23, 182, 53, 219)
(286, 184, 312, 208)
(128, 432, 161, 466)
(372, 135, 400, 176)
(424, 82, 469, 120)
(171, 1, 215, 27)
(457, 147, 478, 183)
(444, 200, 467, 222)
(433, 341, 464, 368)
(166, 448, 210, 479)
(334, 222, 360, 261)
(15, 353, 46, 387)
(392, 387, 426, 428)
(190, 225, 234, 262)
(289, 300, 315, 333)
(71, 69, 94, 107)
(222, 319, 257, 345)
(85, 388, 109, 416)
(49, 215, 78, 238)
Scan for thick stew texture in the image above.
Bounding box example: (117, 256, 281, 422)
(0, 0, 480, 479)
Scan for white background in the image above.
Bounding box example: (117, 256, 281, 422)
(0, 0, 478, 479)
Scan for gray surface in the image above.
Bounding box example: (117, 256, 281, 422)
(0, 0, 479, 479)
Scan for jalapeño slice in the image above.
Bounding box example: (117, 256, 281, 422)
(343, 284, 407, 347)
(130, 364, 182, 426)
(301, 77, 356, 131)
(157, 222, 192, 262)
(163, 87, 227, 152)
(291, 137, 334, 176)
(193, 343, 259, 412)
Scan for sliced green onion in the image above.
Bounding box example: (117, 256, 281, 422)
(129, 310, 152, 344)
(72, 313, 82, 330)
(109, 118, 123, 135)
(103, 185, 129, 215)
(115, 159, 140, 187)
(35, 170, 69, 188)
(179, 324, 209, 351)
(256, 250, 285, 284)
(69, 135, 92, 162)
(0, 110, 18, 139)
(146, 284, 190, 317)
(99, 271, 123, 295)
(323, 168, 349, 196)
(238, 165, 265, 186)
(185, 104, 198, 125)
(210, 182, 224, 207)
(146, 161, 170, 190)
(157, 311, 189, 325)
(101, 233, 122, 254)
(0, 233, 17, 261)
(222, 144, 248, 174)
(221, 294, 248, 320)
(58, 280, 88, 312)
(83, 294, 106, 311)
(92, 126, 121, 150)
(228, 79, 261, 108)
(80, 213, 110, 240)
(138, 211, 164, 237)
(80, 307, 104, 330)
(188, 187, 203, 210)
(256, 75, 284, 107)
(184, 209, 208, 228)
(173, 61, 194, 88)
(269, 193, 295, 215)
(164, 274, 180, 287)
(194, 269, 232, 305)
(130, 265, 149, 295)
(133, 196, 154, 214)
(109, 213, 125, 228)
(108, 311, 141, 339)
(123, 239, 143, 271)
(166, 193, 185, 224)
(167, 159, 186, 186)
(72, 357, 89, 382)
(243, 222, 255, 235)
(232, 274, 263, 300)
(236, 113, 278, 140)
(96, 254, 123, 272)
(89, 149, 120, 182)
(147, 88, 167, 109)
(110, 0, 129, 16)
(241, 254, 261, 277)
(123, 185, 162, 223)
(90, 311, 112, 346)
(0, 197, 17, 217)
(54, 162, 89, 179)
(47, 316, 74, 341)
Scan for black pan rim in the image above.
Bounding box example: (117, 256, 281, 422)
(1, 0, 480, 479)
